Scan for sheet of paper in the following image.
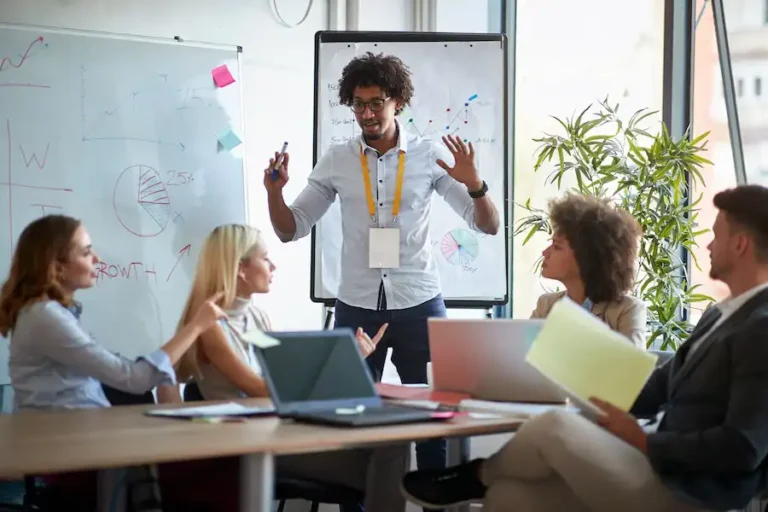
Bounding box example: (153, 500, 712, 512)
(211, 64, 236, 88)
(459, 399, 577, 418)
(525, 297, 658, 411)
(217, 129, 242, 151)
(147, 402, 273, 418)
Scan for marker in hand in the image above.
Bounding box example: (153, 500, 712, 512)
(271, 141, 288, 182)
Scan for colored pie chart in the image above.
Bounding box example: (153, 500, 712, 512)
(441, 228, 479, 266)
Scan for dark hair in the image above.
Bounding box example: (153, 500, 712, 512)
(338, 52, 414, 115)
(549, 193, 642, 304)
(713, 185, 768, 261)
(0, 215, 81, 336)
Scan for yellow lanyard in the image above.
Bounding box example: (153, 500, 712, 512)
(360, 148, 405, 222)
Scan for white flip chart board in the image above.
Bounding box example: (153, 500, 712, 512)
(311, 31, 509, 308)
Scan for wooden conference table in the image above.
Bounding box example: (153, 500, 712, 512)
(0, 398, 524, 512)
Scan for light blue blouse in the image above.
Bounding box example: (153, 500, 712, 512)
(9, 300, 175, 410)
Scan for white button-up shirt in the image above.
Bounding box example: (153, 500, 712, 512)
(687, 281, 768, 358)
(280, 123, 482, 310)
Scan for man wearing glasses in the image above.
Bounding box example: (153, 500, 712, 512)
(264, 52, 500, 488)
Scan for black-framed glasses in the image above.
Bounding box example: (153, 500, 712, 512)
(351, 97, 389, 113)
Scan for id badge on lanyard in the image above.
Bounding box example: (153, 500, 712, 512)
(361, 148, 405, 269)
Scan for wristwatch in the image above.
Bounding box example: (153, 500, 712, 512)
(468, 180, 488, 199)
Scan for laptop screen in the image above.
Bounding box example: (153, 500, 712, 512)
(255, 329, 378, 409)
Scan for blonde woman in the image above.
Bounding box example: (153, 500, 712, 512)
(158, 224, 387, 402)
(158, 224, 408, 512)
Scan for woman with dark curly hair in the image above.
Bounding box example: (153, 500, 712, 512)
(532, 193, 646, 347)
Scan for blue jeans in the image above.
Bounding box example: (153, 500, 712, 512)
(335, 295, 448, 476)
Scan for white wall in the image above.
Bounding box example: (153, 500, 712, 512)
(436, 0, 491, 32)
(0, 0, 329, 341)
(358, 0, 415, 30)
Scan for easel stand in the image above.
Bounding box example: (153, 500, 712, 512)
(323, 307, 335, 330)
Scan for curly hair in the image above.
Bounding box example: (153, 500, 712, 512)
(549, 193, 642, 304)
(338, 52, 414, 115)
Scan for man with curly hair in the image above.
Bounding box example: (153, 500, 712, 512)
(401, 185, 768, 512)
(264, 52, 500, 480)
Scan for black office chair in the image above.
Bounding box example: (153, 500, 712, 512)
(101, 384, 155, 407)
(183, 381, 365, 511)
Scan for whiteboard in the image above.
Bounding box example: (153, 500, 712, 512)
(311, 32, 509, 307)
(0, 24, 247, 383)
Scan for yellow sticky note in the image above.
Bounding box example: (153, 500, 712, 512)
(525, 297, 658, 411)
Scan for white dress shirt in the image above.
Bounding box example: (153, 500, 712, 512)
(279, 121, 482, 310)
(687, 281, 768, 358)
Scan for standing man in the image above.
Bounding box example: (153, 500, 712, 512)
(264, 52, 500, 483)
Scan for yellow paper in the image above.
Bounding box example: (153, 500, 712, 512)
(525, 297, 658, 411)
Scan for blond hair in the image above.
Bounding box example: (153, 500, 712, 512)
(175, 224, 265, 381)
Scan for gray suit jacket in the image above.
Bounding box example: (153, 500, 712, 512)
(631, 288, 768, 510)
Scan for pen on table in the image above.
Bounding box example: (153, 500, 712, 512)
(271, 141, 288, 181)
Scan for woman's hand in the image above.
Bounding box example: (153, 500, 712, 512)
(192, 292, 227, 330)
(355, 323, 389, 358)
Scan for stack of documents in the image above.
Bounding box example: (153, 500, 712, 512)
(146, 402, 274, 419)
(525, 297, 658, 418)
(458, 399, 576, 418)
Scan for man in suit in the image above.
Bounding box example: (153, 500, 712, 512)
(400, 184, 768, 512)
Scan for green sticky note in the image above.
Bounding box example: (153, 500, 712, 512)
(217, 129, 242, 151)
(525, 297, 658, 411)
(224, 320, 280, 349)
(242, 328, 280, 349)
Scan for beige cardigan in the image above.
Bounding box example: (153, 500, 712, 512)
(531, 291, 647, 349)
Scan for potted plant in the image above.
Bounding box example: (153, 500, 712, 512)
(515, 98, 714, 350)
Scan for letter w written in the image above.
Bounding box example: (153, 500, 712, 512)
(19, 143, 50, 169)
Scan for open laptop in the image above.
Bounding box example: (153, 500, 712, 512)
(253, 329, 446, 427)
(428, 318, 567, 404)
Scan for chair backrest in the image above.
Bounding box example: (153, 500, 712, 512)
(649, 349, 675, 368)
(183, 381, 205, 402)
(101, 384, 155, 406)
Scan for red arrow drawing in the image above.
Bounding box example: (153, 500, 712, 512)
(166, 244, 191, 282)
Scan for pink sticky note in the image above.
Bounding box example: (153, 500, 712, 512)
(212, 64, 235, 88)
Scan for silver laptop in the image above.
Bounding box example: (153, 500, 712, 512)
(427, 318, 567, 404)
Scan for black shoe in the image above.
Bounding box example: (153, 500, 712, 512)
(400, 459, 486, 510)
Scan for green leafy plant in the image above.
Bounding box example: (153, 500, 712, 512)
(515, 99, 714, 350)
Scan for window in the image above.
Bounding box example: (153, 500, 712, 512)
(722, 1, 768, 187)
(689, 0, 738, 323)
(512, 0, 665, 317)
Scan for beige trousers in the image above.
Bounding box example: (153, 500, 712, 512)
(480, 410, 704, 512)
(276, 442, 410, 512)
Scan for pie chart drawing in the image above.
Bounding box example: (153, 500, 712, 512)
(441, 228, 479, 267)
(113, 164, 171, 238)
